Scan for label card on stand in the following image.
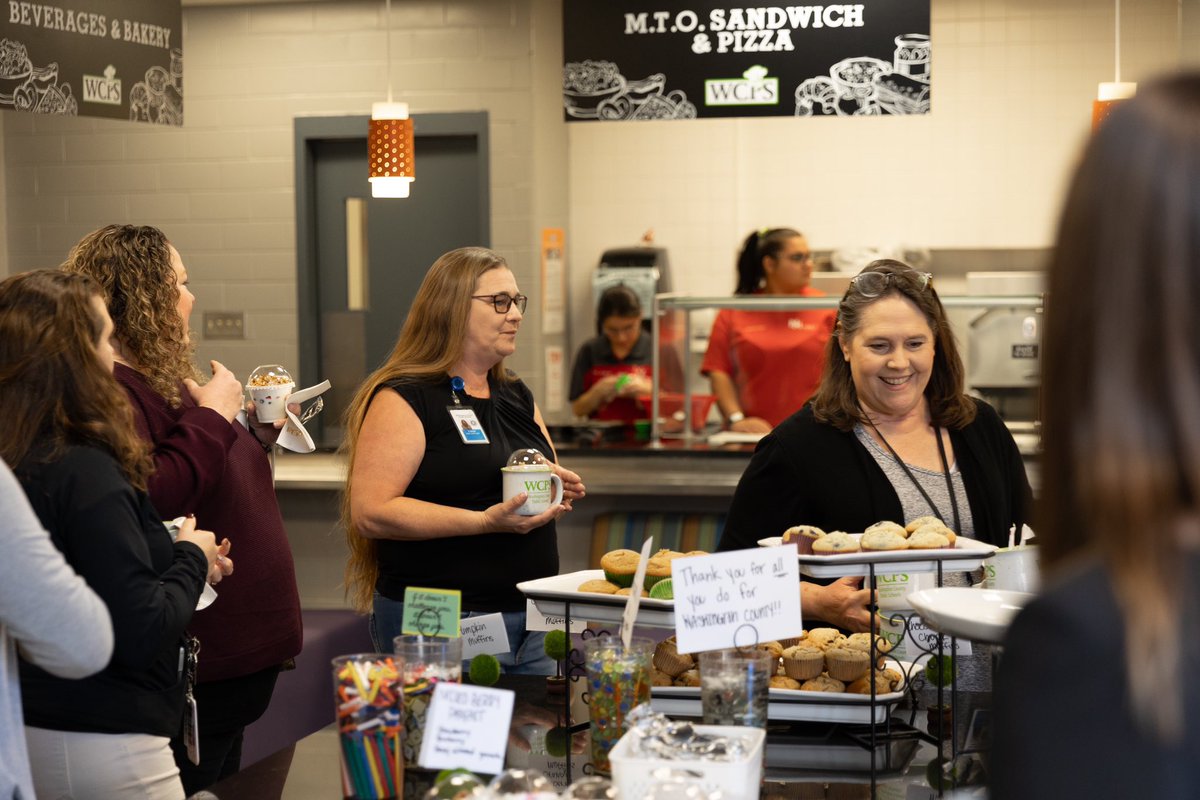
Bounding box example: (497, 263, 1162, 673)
(401, 587, 462, 637)
(524, 600, 585, 633)
(417, 683, 515, 774)
(671, 546, 802, 655)
(461, 613, 511, 658)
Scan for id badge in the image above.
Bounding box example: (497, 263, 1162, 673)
(448, 406, 489, 444)
(184, 690, 200, 765)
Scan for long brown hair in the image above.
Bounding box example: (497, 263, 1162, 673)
(811, 259, 975, 431)
(341, 246, 511, 612)
(62, 224, 199, 406)
(0, 270, 153, 489)
(1040, 74, 1200, 740)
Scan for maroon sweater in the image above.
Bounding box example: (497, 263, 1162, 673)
(115, 364, 303, 683)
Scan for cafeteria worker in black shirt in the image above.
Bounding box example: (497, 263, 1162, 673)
(343, 247, 585, 674)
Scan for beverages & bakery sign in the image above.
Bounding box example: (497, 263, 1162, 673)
(563, 1, 930, 121)
(0, 0, 181, 125)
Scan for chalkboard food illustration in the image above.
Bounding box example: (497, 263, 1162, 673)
(130, 50, 183, 126)
(563, 59, 697, 121)
(794, 34, 931, 117)
(0, 39, 77, 116)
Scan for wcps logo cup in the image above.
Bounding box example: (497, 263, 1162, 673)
(501, 465, 563, 515)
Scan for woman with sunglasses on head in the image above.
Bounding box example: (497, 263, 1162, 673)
(63, 225, 302, 794)
(717, 260, 1032, 631)
(701, 228, 838, 434)
(344, 247, 585, 672)
(992, 74, 1200, 800)
(0, 270, 229, 799)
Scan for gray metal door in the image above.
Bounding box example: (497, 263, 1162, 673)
(295, 113, 490, 449)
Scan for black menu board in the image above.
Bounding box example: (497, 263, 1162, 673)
(563, 1, 930, 121)
(0, 0, 182, 125)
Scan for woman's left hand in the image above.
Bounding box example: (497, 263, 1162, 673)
(208, 538, 234, 586)
(553, 463, 586, 506)
(246, 401, 302, 443)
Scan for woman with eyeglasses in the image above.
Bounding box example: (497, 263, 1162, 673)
(343, 247, 585, 672)
(992, 74, 1200, 800)
(717, 260, 1032, 631)
(63, 225, 302, 794)
(701, 228, 838, 433)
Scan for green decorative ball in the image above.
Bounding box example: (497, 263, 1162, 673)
(468, 653, 501, 686)
(544, 726, 571, 758)
(924, 655, 956, 687)
(543, 628, 569, 661)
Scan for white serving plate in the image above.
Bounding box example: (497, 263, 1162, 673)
(516, 569, 675, 626)
(758, 535, 998, 578)
(907, 586, 1032, 644)
(650, 660, 914, 725)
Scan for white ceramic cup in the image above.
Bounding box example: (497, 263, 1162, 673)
(984, 545, 1040, 593)
(501, 464, 564, 515)
(247, 382, 294, 423)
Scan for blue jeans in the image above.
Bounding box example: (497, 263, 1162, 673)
(369, 593, 556, 676)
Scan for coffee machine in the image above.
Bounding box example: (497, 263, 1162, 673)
(965, 271, 1043, 425)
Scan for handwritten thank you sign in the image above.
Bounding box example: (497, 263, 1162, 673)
(418, 683, 515, 774)
(671, 545, 801, 654)
(0, 0, 182, 124)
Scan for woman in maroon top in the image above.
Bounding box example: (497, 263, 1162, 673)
(63, 225, 303, 794)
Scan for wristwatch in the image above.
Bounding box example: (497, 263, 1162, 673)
(727, 411, 746, 425)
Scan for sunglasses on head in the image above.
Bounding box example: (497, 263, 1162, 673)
(849, 269, 933, 298)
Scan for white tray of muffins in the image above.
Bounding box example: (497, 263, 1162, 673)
(759, 517, 998, 579)
(649, 632, 914, 725)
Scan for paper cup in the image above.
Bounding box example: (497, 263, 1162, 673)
(984, 545, 1040, 593)
(247, 381, 294, 423)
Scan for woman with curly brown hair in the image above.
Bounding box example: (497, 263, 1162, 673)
(0, 269, 226, 799)
(63, 225, 302, 794)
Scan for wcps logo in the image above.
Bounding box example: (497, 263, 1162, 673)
(82, 65, 121, 105)
(705, 65, 778, 106)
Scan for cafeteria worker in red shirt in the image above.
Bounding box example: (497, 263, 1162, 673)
(702, 227, 838, 433)
(568, 284, 654, 421)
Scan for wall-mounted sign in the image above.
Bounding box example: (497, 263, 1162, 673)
(563, 2, 930, 121)
(0, 0, 181, 125)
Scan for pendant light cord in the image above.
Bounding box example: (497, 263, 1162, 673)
(385, 0, 393, 103)
(1114, 0, 1121, 83)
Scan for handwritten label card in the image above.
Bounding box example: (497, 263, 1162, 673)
(524, 600, 585, 633)
(881, 613, 972, 661)
(671, 545, 801, 655)
(460, 613, 511, 658)
(417, 683, 514, 774)
(402, 587, 462, 637)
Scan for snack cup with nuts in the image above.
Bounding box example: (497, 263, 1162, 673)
(246, 364, 295, 423)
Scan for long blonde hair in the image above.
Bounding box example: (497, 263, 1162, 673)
(341, 247, 510, 612)
(1040, 74, 1200, 740)
(62, 224, 200, 406)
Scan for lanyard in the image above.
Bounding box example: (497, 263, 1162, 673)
(867, 420, 962, 535)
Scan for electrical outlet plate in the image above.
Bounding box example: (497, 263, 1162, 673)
(203, 311, 244, 340)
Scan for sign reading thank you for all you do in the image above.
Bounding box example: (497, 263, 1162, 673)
(0, 0, 181, 125)
(563, 1, 930, 121)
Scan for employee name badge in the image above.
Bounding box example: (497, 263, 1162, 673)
(448, 406, 488, 444)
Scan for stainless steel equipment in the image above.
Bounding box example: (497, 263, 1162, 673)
(592, 246, 672, 327)
(965, 271, 1043, 423)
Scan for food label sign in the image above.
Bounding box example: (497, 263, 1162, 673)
(0, 0, 181, 125)
(563, 1, 930, 121)
(671, 545, 802, 654)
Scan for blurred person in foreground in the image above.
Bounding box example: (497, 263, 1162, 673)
(992, 74, 1200, 798)
(343, 247, 585, 673)
(702, 227, 837, 433)
(0, 459, 113, 800)
(719, 260, 1032, 631)
(0, 270, 228, 799)
(63, 224, 302, 793)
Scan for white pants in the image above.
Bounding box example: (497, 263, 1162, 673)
(24, 726, 184, 800)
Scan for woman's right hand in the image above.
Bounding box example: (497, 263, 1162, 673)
(732, 416, 772, 434)
(479, 493, 567, 534)
(174, 516, 219, 570)
(801, 577, 875, 632)
(184, 360, 244, 422)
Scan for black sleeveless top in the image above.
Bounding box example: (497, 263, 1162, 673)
(374, 373, 559, 611)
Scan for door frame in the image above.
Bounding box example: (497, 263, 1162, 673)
(293, 112, 491, 392)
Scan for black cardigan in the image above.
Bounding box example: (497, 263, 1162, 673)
(718, 400, 1033, 550)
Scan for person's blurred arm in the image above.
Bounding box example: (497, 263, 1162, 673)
(0, 465, 113, 678)
(702, 312, 770, 432)
(350, 389, 565, 540)
(570, 374, 621, 419)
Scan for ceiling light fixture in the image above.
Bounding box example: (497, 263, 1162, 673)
(1093, 0, 1136, 129)
(368, 0, 414, 198)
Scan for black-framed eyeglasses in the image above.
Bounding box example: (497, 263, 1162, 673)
(849, 270, 933, 298)
(472, 293, 528, 314)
